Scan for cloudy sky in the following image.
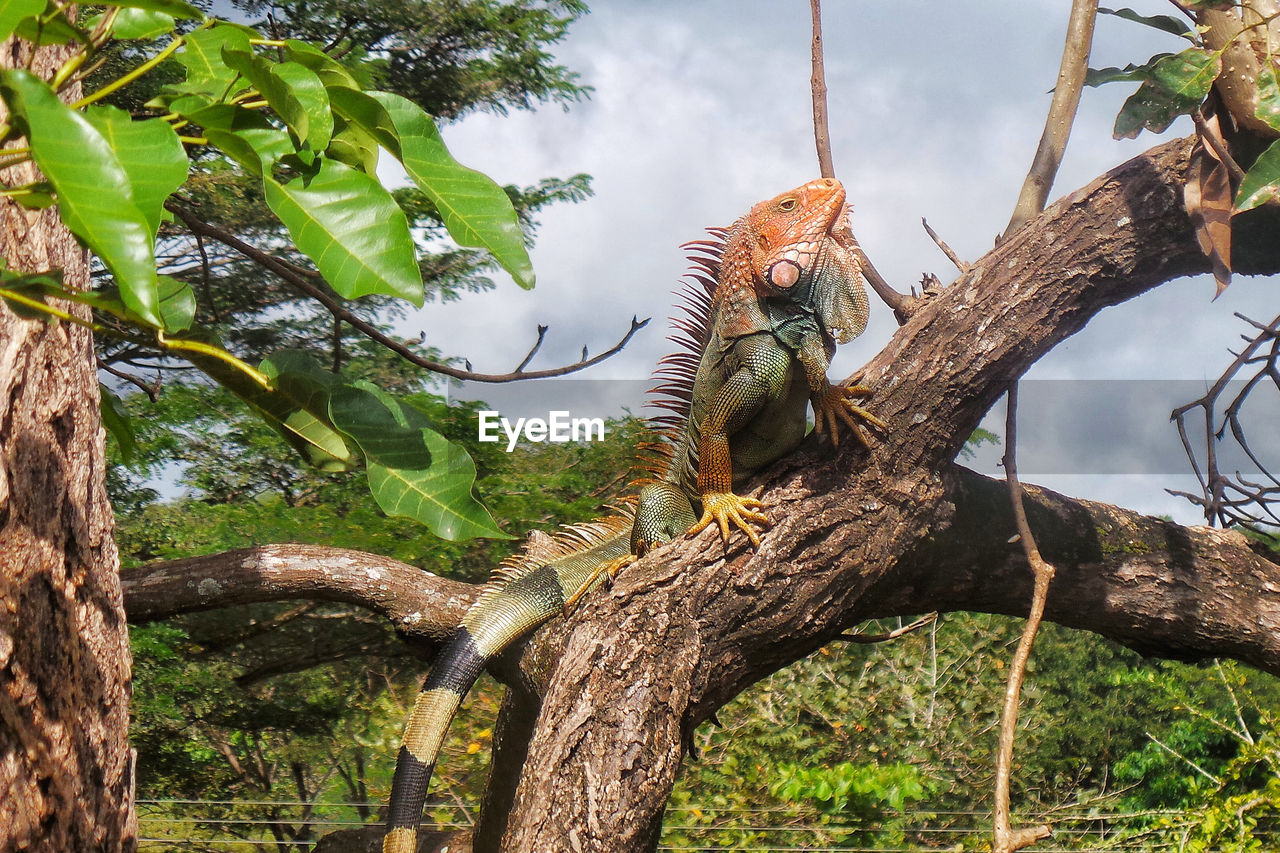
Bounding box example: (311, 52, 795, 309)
(410, 0, 1277, 524)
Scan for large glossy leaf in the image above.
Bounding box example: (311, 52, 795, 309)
(186, 104, 292, 175)
(329, 382, 509, 541)
(85, 106, 188, 241)
(1236, 139, 1280, 212)
(0, 70, 161, 325)
(184, 348, 355, 472)
(326, 118, 380, 174)
(107, 8, 175, 39)
(1099, 7, 1195, 40)
(264, 157, 422, 304)
(285, 40, 368, 90)
(370, 91, 534, 289)
(175, 24, 252, 96)
(222, 48, 332, 152)
(156, 275, 196, 332)
(0, 0, 45, 42)
(14, 1, 85, 44)
(1114, 48, 1220, 139)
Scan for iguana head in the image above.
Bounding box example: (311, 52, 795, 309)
(743, 177, 848, 295)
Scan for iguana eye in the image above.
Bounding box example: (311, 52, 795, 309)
(778, 198, 797, 211)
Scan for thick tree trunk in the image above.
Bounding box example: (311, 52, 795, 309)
(0, 39, 135, 852)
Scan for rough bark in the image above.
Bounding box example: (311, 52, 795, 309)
(0, 39, 135, 853)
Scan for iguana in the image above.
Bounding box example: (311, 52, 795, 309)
(383, 177, 881, 853)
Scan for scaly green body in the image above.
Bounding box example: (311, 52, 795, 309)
(383, 178, 878, 853)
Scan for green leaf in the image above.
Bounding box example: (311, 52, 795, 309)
(264, 157, 422, 304)
(14, 1, 85, 44)
(1114, 48, 1220, 139)
(85, 106, 188, 241)
(109, 8, 175, 40)
(1099, 7, 1195, 40)
(99, 385, 137, 462)
(175, 24, 252, 97)
(285, 40, 367, 90)
(256, 351, 357, 472)
(326, 119, 380, 174)
(185, 348, 355, 472)
(156, 275, 195, 332)
(370, 91, 534, 289)
(185, 104, 292, 175)
(1236, 139, 1280, 212)
(269, 61, 332, 151)
(327, 87, 398, 150)
(329, 382, 509, 541)
(99, 385, 136, 463)
(1255, 62, 1280, 134)
(0, 70, 161, 325)
(1085, 60, 1164, 88)
(100, 0, 202, 18)
(0, 0, 45, 42)
(222, 48, 332, 152)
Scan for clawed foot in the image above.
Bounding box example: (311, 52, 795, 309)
(812, 383, 888, 447)
(563, 553, 636, 612)
(688, 492, 768, 549)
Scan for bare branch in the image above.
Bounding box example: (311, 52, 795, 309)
(96, 359, 160, 401)
(164, 201, 650, 383)
(922, 217, 969, 273)
(1170, 311, 1280, 527)
(119, 544, 477, 644)
(835, 612, 937, 643)
(993, 383, 1056, 853)
(808, 0, 835, 179)
(1003, 0, 1098, 238)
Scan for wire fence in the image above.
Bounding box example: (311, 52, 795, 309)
(135, 798, 1221, 852)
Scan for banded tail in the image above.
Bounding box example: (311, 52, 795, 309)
(383, 516, 632, 853)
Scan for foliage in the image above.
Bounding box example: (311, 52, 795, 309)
(1089, 6, 1280, 213)
(0, 0, 598, 542)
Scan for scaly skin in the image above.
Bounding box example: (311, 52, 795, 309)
(383, 178, 879, 853)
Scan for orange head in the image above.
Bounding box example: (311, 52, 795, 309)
(741, 178, 848, 295)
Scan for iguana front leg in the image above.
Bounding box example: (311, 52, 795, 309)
(797, 334, 886, 447)
(688, 338, 791, 547)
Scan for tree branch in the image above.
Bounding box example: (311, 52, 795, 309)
(808, 0, 834, 179)
(992, 384, 1055, 853)
(1003, 0, 1098, 238)
(120, 544, 476, 645)
(164, 201, 650, 384)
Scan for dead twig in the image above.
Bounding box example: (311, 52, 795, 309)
(809, 0, 835, 179)
(922, 218, 969, 273)
(807, 0, 917, 323)
(993, 383, 1055, 853)
(835, 612, 938, 643)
